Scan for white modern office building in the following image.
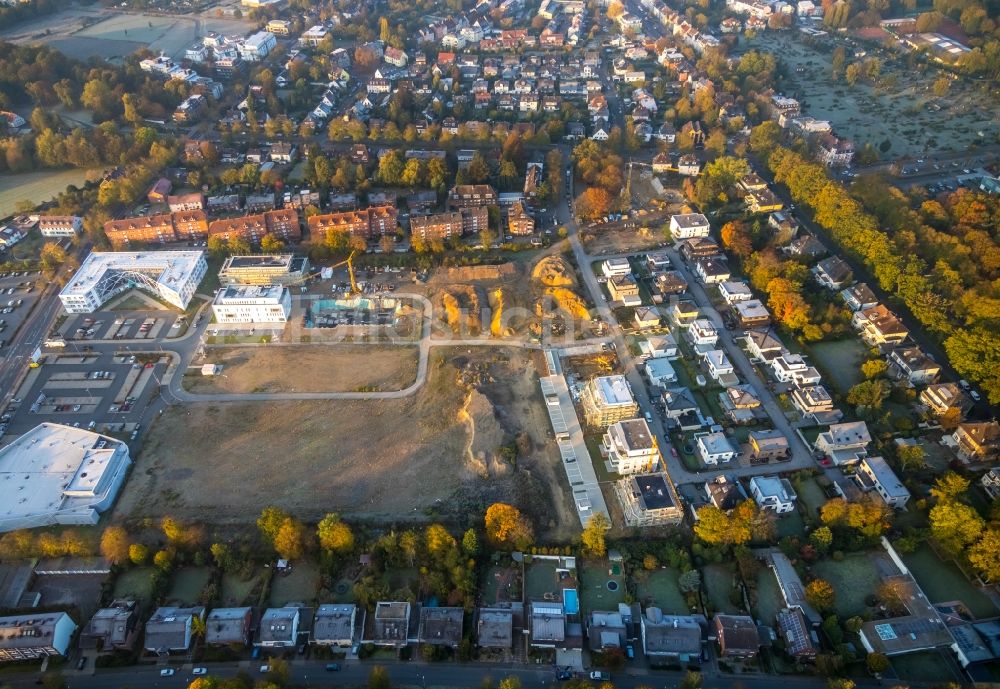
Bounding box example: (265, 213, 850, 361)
(59, 251, 206, 313)
(0, 423, 132, 532)
(211, 284, 291, 324)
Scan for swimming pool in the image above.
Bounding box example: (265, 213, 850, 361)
(562, 588, 579, 615)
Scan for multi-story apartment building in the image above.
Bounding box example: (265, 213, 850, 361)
(580, 375, 638, 427)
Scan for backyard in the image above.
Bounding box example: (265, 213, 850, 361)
(579, 559, 625, 616)
(808, 339, 868, 395)
(270, 561, 321, 606)
(902, 545, 999, 619)
(632, 568, 688, 614)
(482, 563, 522, 606)
(220, 572, 261, 607)
(813, 553, 883, 618)
(753, 569, 785, 626)
(112, 567, 156, 601)
(166, 567, 212, 606)
(702, 563, 742, 615)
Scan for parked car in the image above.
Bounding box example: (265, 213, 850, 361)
(160, 669, 175, 677)
(192, 668, 207, 676)
(325, 663, 341, 672)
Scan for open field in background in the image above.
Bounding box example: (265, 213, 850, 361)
(747, 32, 999, 157)
(0, 168, 97, 217)
(118, 348, 578, 538)
(0, 7, 253, 62)
(184, 345, 420, 394)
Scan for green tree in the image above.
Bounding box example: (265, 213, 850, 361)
(929, 500, 984, 554)
(810, 526, 833, 553)
(867, 652, 889, 674)
(896, 444, 926, 471)
(257, 506, 290, 543)
(679, 671, 703, 689)
(860, 359, 888, 379)
(461, 528, 479, 556)
(931, 472, 970, 502)
(678, 569, 701, 593)
(967, 528, 1000, 582)
(581, 513, 609, 557)
(846, 379, 890, 416)
(129, 543, 149, 565)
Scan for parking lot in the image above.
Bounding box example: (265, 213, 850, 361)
(0, 270, 42, 349)
(57, 310, 180, 343)
(1, 349, 167, 446)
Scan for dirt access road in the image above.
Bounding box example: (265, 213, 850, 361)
(183, 345, 420, 394)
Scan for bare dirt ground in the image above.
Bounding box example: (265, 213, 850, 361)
(117, 348, 579, 539)
(184, 345, 419, 393)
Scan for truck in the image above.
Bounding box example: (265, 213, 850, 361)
(44, 338, 67, 349)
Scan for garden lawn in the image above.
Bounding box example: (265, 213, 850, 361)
(808, 340, 867, 394)
(220, 572, 260, 607)
(113, 567, 156, 600)
(167, 567, 212, 605)
(579, 559, 625, 616)
(793, 475, 828, 518)
(902, 545, 999, 619)
(702, 563, 742, 614)
(754, 568, 785, 625)
(270, 561, 321, 606)
(813, 554, 882, 618)
(633, 568, 688, 614)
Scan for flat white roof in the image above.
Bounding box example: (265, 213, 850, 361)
(671, 213, 709, 228)
(215, 284, 286, 304)
(61, 251, 204, 298)
(733, 299, 770, 318)
(0, 423, 128, 529)
(603, 257, 630, 268)
(595, 375, 634, 407)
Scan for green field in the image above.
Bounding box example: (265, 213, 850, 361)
(579, 559, 625, 615)
(0, 168, 96, 217)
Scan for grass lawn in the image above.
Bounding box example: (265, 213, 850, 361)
(902, 545, 999, 619)
(633, 568, 688, 614)
(793, 475, 828, 518)
(270, 561, 321, 606)
(808, 340, 868, 394)
(754, 568, 785, 625)
(167, 567, 212, 605)
(113, 567, 156, 600)
(220, 572, 260, 607)
(523, 559, 560, 602)
(813, 554, 882, 618)
(775, 510, 806, 539)
(702, 563, 742, 614)
(482, 564, 521, 605)
(579, 559, 625, 616)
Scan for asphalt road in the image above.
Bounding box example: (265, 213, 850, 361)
(8, 659, 900, 689)
(0, 280, 66, 410)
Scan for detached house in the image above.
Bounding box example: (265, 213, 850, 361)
(888, 346, 940, 386)
(748, 429, 790, 463)
(694, 258, 730, 284)
(714, 615, 760, 659)
(697, 432, 736, 465)
(919, 383, 971, 418)
(853, 304, 908, 347)
(771, 353, 821, 387)
(855, 456, 910, 508)
(749, 476, 797, 513)
(951, 421, 1000, 463)
(815, 421, 871, 465)
(841, 283, 878, 312)
(609, 274, 642, 306)
(669, 213, 710, 240)
(812, 256, 852, 290)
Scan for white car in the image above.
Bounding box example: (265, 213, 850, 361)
(192, 667, 207, 675)
(160, 668, 175, 677)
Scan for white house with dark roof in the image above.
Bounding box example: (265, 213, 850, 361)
(815, 421, 871, 465)
(855, 456, 909, 508)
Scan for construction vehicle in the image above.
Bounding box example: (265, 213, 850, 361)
(284, 251, 359, 294)
(329, 250, 359, 295)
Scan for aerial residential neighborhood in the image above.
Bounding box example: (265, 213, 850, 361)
(0, 0, 996, 686)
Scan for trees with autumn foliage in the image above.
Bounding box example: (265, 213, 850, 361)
(581, 513, 609, 557)
(763, 142, 1000, 402)
(819, 496, 892, 543)
(484, 503, 534, 550)
(805, 578, 836, 611)
(576, 187, 615, 221)
(694, 500, 772, 547)
(720, 221, 753, 259)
